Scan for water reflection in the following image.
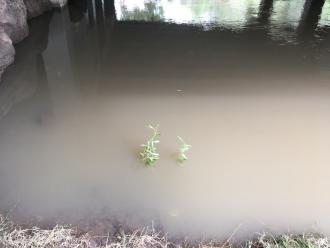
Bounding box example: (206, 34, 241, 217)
(257, 0, 274, 25)
(113, 0, 329, 42)
(1, 0, 330, 238)
(298, 0, 326, 39)
(115, 0, 262, 28)
(120, 1, 165, 22)
(319, 0, 330, 27)
(68, 0, 87, 23)
(0, 12, 53, 120)
(1, 0, 329, 121)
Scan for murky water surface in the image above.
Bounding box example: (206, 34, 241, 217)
(1, 0, 330, 238)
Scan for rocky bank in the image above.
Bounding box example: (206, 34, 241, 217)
(0, 0, 67, 81)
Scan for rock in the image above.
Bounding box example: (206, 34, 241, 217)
(24, 0, 68, 18)
(0, 0, 28, 43)
(0, 0, 28, 80)
(0, 0, 67, 83)
(0, 32, 15, 82)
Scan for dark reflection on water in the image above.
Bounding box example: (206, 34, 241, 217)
(55, 0, 330, 92)
(298, 0, 326, 38)
(0, 0, 329, 117)
(0, 12, 53, 120)
(1, 0, 330, 237)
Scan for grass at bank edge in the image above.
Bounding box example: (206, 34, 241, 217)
(0, 215, 329, 248)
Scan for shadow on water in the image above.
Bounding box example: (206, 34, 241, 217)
(0, 0, 330, 238)
(0, 12, 54, 120)
(298, 0, 326, 39)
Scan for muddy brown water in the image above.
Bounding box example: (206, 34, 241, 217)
(1, 0, 330, 239)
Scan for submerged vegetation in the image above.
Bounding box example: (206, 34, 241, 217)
(140, 125, 160, 166)
(1, 215, 330, 248)
(177, 136, 192, 164)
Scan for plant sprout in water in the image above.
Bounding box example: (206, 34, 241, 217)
(177, 136, 192, 163)
(140, 125, 160, 166)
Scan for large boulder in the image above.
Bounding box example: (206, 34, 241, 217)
(0, 0, 28, 81)
(24, 0, 67, 18)
(0, 0, 67, 82)
(0, 0, 28, 43)
(0, 32, 15, 82)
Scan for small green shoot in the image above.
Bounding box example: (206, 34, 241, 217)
(177, 136, 192, 163)
(140, 125, 160, 166)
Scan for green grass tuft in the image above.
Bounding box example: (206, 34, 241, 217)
(177, 136, 192, 163)
(140, 124, 161, 166)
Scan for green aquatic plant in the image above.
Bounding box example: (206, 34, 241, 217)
(177, 136, 192, 163)
(140, 125, 160, 166)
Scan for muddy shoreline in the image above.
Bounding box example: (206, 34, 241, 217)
(0, 214, 328, 248)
